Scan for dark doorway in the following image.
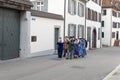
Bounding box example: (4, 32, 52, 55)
(116, 31, 119, 40)
(92, 29, 97, 48)
(0, 8, 20, 60)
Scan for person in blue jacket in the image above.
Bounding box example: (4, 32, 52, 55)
(57, 38, 64, 58)
(78, 38, 82, 57)
(81, 38, 87, 57)
(73, 38, 79, 58)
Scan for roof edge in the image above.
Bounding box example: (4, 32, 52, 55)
(30, 10, 64, 20)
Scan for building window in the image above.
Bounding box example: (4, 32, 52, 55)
(102, 21, 104, 27)
(99, 13, 101, 22)
(78, 2, 84, 17)
(118, 23, 120, 28)
(102, 32, 104, 38)
(68, 24, 76, 37)
(87, 27, 91, 47)
(88, 8, 91, 19)
(68, 0, 76, 15)
(118, 13, 120, 17)
(102, 10, 106, 15)
(112, 32, 115, 38)
(90, 9, 93, 20)
(112, 10, 117, 17)
(98, 28, 101, 40)
(92, 10, 94, 20)
(78, 25, 84, 38)
(113, 22, 117, 28)
(94, 11, 97, 21)
(31, 36, 37, 42)
(36, 0, 44, 11)
(99, 0, 101, 6)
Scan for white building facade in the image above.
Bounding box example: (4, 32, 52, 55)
(102, 4, 120, 46)
(65, 0, 86, 39)
(102, 0, 120, 46)
(31, 0, 86, 39)
(20, 10, 64, 58)
(86, 0, 102, 49)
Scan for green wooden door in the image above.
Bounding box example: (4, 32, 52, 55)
(54, 28, 59, 50)
(0, 8, 20, 60)
(0, 8, 3, 59)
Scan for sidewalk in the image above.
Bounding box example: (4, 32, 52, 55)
(103, 65, 120, 80)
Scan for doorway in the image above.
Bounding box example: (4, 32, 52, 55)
(54, 28, 59, 50)
(92, 29, 97, 48)
(116, 31, 119, 40)
(0, 8, 20, 60)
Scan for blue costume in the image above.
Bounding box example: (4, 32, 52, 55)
(81, 39, 87, 57)
(57, 42, 64, 58)
(73, 41, 79, 57)
(78, 40, 82, 56)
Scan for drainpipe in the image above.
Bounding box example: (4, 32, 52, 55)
(110, 9, 112, 46)
(85, 0, 87, 39)
(100, 0, 102, 48)
(110, 1, 113, 46)
(85, 0, 89, 39)
(63, 0, 66, 41)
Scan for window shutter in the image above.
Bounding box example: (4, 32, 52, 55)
(74, 24, 76, 38)
(68, 24, 70, 37)
(74, 0, 76, 15)
(82, 4, 84, 17)
(78, 3, 80, 16)
(68, 0, 71, 14)
(92, 10, 94, 20)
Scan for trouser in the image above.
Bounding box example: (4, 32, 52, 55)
(81, 49, 87, 57)
(66, 50, 73, 59)
(63, 49, 68, 57)
(58, 51, 63, 58)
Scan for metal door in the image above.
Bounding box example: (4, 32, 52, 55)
(0, 8, 3, 59)
(54, 28, 59, 50)
(0, 8, 20, 60)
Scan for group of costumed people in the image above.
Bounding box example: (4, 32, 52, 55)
(57, 37, 87, 59)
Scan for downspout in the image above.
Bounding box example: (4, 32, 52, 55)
(110, 1, 113, 46)
(64, 0, 66, 40)
(85, 1, 87, 39)
(110, 8, 112, 46)
(100, 0, 102, 48)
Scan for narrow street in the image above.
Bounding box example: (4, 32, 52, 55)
(0, 47, 120, 80)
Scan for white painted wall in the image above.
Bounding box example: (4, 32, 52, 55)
(30, 0, 86, 38)
(65, 0, 86, 38)
(86, 21, 101, 48)
(102, 8, 120, 46)
(86, 0, 102, 48)
(30, 16, 63, 57)
(48, 0, 64, 16)
(102, 9, 112, 46)
(111, 12, 120, 46)
(86, 0, 101, 13)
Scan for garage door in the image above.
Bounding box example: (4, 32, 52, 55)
(0, 8, 20, 60)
